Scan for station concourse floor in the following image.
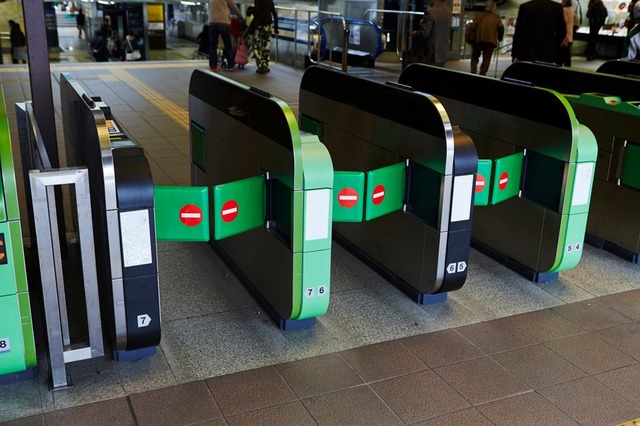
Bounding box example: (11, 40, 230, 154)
(2, 27, 640, 426)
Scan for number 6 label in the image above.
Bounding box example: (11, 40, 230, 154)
(304, 285, 329, 298)
(0, 338, 10, 353)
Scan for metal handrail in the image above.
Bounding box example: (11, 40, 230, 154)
(362, 9, 424, 59)
(274, 6, 349, 72)
(492, 41, 513, 78)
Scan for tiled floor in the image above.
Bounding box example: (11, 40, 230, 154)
(1, 25, 639, 426)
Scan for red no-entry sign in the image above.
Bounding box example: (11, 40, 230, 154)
(221, 200, 239, 222)
(372, 185, 385, 205)
(475, 174, 486, 193)
(179, 204, 203, 226)
(338, 188, 359, 208)
(498, 172, 509, 190)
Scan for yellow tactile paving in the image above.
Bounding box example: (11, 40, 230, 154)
(108, 66, 190, 131)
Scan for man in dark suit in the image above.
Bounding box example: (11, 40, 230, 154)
(511, 0, 567, 64)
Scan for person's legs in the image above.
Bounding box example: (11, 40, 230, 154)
(209, 25, 220, 69)
(470, 44, 481, 74)
(255, 25, 272, 72)
(219, 26, 234, 70)
(479, 44, 494, 75)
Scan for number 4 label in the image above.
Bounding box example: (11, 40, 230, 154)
(0, 337, 10, 353)
(305, 285, 328, 298)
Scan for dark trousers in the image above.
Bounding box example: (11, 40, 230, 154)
(471, 42, 494, 75)
(585, 24, 602, 59)
(209, 24, 233, 69)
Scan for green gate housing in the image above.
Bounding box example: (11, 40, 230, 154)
(503, 62, 640, 263)
(0, 83, 37, 383)
(299, 66, 478, 303)
(400, 64, 598, 282)
(188, 70, 333, 329)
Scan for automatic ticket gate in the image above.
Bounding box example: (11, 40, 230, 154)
(399, 64, 598, 282)
(0, 83, 37, 383)
(60, 74, 161, 359)
(299, 66, 478, 303)
(502, 62, 640, 263)
(597, 60, 640, 78)
(187, 70, 333, 329)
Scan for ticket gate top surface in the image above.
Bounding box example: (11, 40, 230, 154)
(60, 73, 160, 353)
(399, 64, 598, 276)
(504, 61, 640, 102)
(299, 65, 477, 297)
(597, 59, 640, 79)
(188, 70, 333, 325)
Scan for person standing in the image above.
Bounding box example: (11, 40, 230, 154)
(469, 1, 504, 75)
(251, 0, 278, 73)
(585, 0, 608, 60)
(511, 0, 566, 64)
(428, 0, 452, 67)
(8, 20, 27, 64)
(559, 0, 574, 66)
(208, 0, 243, 71)
(76, 8, 86, 39)
(90, 29, 109, 62)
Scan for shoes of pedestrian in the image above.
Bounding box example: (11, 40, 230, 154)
(256, 68, 268, 74)
(222, 67, 235, 72)
(210, 67, 220, 72)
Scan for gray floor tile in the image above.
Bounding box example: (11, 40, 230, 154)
(129, 381, 221, 426)
(411, 408, 493, 426)
(476, 392, 578, 426)
(0, 381, 43, 422)
(538, 377, 640, 426)
(275, 353, 363, 398)
(115, 348, 177, 395)
(51, 369, 125, 410)
(434, 357, 531, 406)
(318, 285, 443, 348)
(561, 246, 640, 297)
(225, 401, 316, 426)
(329, 243, 387, 293)
(491, 344, 586, 389)
(456, 317, 538, 354)
(420, 295, 489, 328)
(302, 386, 403, 426)
(282, 320, 346, 358)
(340, 340, 428, 383)
(506, 308, 587, 342)
(158, 244, 257, 322)
(205, 366, 296, 417)
(160, 307, 301, 383)
(44, 397, 134, 426)
(449, 266, 564, 320)
(370, 369, 470, 424)
(400, 329, 485, 368)
(533, 275, 597, 303)
(544, 333, 637, 375)
(594, 364, 640, 407)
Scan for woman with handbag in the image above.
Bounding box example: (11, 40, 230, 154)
(124, 32, 142, 61)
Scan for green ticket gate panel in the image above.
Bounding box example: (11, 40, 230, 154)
(490, 152, 523, 205)
(621, 143, 640, 190)
(189, 70, 333, 329)
(475, 160, 492, 206)
(502, 62, 640, 264)
(400, 64, 598, 282)
(155, 186, 210, 242)
(213, 175, 266, 240)
(0, 82, 36, 383)
(365, 163, 405, 221)
(300, 66, 478, 303)
(333, 171, 365, 222)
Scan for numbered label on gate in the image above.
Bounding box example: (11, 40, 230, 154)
(0, 337, 10, 353)
(446, 261, 467, 274)
(305, 285, 328, 298)
(566, 243, 582, 253)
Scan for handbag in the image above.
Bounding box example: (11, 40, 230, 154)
(125, 39, 141, 61)
(234, 38, 249, 66)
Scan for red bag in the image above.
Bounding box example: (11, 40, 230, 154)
(234, 39, 249, 66)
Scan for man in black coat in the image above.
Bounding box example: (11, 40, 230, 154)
(511, 0, 567, 64)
